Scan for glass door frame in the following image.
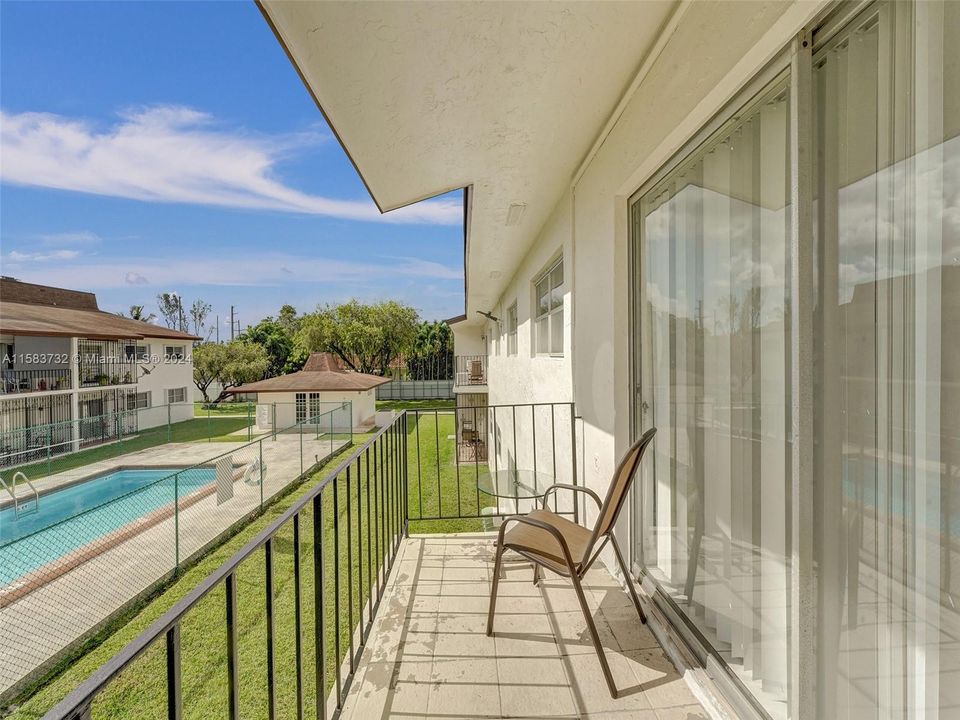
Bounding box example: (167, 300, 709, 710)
(624, 4, 875, 718)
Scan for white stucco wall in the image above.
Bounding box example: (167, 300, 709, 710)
(251, 390, 374, 432)
(135, 338, 196, 411)
(484, 0, 826, 563)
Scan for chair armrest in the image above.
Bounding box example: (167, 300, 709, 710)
(497, 514, 576, 568)
(542, 483, 602, 511)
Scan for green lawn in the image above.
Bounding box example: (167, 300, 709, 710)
(193, 402, 254, 418)
(10, 417, 253, 484)
(9, 433, 398, 720)
(375, 398, 455, 411)
(6, 414, 494, 718)
(403, 410, 494, 534)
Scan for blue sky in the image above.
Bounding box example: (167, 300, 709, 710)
(0, 1, 465, 336)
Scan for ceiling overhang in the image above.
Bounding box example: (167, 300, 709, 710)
(259, 0, 676, 316)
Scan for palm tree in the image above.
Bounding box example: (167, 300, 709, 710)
(126, 304, 156, 323)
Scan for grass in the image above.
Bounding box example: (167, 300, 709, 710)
(9, 433, 387, 720)
(9, 417, 253, 484)
(376, 399, 455, 411)
(6, 414, 493, 718)
(193, 402, 254, 418)
(404, 409, 494, 534)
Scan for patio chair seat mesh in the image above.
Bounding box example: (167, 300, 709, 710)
(503, 508, 593, 574)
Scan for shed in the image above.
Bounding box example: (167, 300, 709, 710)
(228, 352, 391, 431)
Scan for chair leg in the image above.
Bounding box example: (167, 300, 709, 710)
(610, 535, 647, 624)
(487, 546, 505, 636)
(571, 569, 618, 699)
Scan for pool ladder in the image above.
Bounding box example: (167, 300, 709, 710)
(1, 471, 39, 518)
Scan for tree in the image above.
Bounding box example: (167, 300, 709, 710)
(192, 342, 228, 402)
(157, 293, 185, 331)
(295, 300, 418, 375)
(407, 320, 453, 379)
(192, 341, 269, 402)
(189, 299, 212, 339)
(240, 318, 294, 377)
(124, 305, 156, 323)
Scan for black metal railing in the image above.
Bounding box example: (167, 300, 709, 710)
(43, 413, 408, 720)
(405, 402, 578, 527)
(39, 402, 577, 719)
(454, 354, 487, 386)
(0, 369, 71, 394)
(77, 339, 137, 388)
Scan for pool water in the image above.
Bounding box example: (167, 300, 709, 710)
(0, 467, 215, 584)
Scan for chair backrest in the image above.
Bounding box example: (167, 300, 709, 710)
(586, 427, 657, 553)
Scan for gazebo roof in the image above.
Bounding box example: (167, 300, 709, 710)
(229, 352, 392, 393)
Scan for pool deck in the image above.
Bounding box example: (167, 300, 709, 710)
(0, 433, 350, 697)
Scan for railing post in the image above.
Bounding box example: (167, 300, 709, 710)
(570, 405, 578, 525)
(207, 404, 212, 443)
(403, 412, 409, 536)
(167, 403, 172, 443)
(272, 402, 277, 442)
(259, 439, 264, 511)
(247, 402, 253, 441)
(299, 419, 304, 477)
(166, 623, 183, 720)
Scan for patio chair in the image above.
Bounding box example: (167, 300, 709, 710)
(487, 427, 657, 698)
(468, 359, 484, 384)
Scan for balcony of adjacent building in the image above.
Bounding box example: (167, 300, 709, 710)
(454, 354, 487, 392)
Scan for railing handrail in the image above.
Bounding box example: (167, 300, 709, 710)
(41, 413, 397, 720)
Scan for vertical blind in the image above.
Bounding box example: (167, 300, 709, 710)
(632, 2, 959, 718)
(635, 77, 792, 716)
(813, 2, 959, 718)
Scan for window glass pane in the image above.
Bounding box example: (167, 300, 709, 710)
(536, 279, 549, 317)
(634, 75, 791, 715)
(813, 4, 959, 717)
(550, 307, 563, 354)
(536, 317, 549, 353)
(550, 263, 564, 310)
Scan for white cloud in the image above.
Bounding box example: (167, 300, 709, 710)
(0, 106, 462, 225)
(37, 230, 101, 246)
(6, 249, 81, 262)
(4, 252, 462, 289)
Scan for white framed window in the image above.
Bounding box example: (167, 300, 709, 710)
(166, 387, 187, 404)
(125, 344, 149, 362)
(506, 303, 518, 355)
(295, 392, 307, 423)
(127, 391, 151, 410)
(534, 258, 564, 355)
(165, 345, 185, 361)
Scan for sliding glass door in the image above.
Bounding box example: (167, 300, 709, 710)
(632, 76, 793, 717)
(630, 2, 958, 718)
(813, 3, 959, 718)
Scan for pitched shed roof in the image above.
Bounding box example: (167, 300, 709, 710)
(229, 352, 392, 393)
(0, 279, 200, 340)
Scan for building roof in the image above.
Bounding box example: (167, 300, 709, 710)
(229, 352, 392, 394)
(0, 278, 200, 340)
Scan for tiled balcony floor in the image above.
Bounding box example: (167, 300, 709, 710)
(340, 533, 710, 720)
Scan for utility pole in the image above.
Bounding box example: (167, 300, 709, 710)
(216, 315, 220, 344)
(230, 306, 236, 342)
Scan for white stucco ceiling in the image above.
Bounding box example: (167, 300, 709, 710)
(259, 0, 676, 320)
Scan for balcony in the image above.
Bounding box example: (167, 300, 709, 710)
(36, 404, 708, 720)
(0, 369, 71, 395)
(454, 354, 487, 390)
(77, 339, 137, 389)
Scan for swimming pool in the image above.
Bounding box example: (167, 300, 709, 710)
(0, 467, 215, 584)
